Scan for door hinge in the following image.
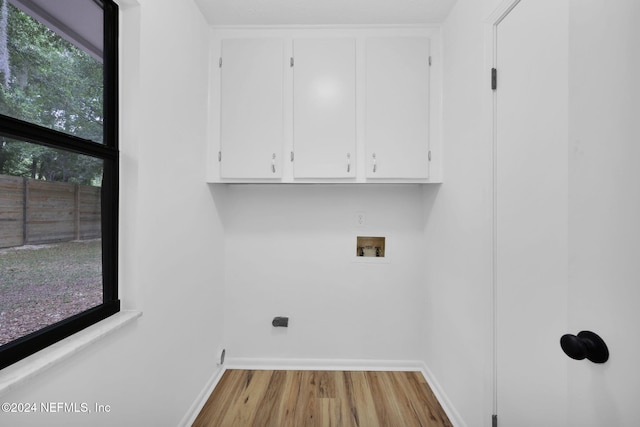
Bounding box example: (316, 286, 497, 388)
(219, 57, 222, 68)
(492, 414, 498, 427)
(218, 151, 222, 162)
(429, 56, 432, 66)
(491, 67, 497, 90)
(290, 57, 294, 67)
(290, 151, 294, 162)
(428, 150, 432, 161)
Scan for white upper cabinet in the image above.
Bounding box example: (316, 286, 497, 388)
(220, 38, 284, 179)
(293, 38, 356, 178)
(365, 37, 430, 179)
(209, 28, 441, 183)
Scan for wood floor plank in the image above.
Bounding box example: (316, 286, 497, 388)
(252, 370, 286, 427)
(404, 371, 454, 427)
(317, 370, 337, 398)
(392, 371, 432, 426)
(319, 397, 342, 427)
(331, 371, 354, 427)
(386, 371, 425, 427)
(344, 371, 381, 427)
(193, 369, 246, 427)
(193, 370, 452, 427)
(295, 370, 321, 426)
(276, 370, 304, 427)
(220, 370, 273, 426)
(367, 371, 397, 426)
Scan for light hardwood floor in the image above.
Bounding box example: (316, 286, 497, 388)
(193, 370, 453, 427)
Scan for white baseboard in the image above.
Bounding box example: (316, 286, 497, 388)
(178, 365, 225, 427)
(419, 361, 467, 427)
(225, 357, 424, 371)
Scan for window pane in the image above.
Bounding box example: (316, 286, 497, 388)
(0, 138, 103, 346)
(0, 2, 104, 143)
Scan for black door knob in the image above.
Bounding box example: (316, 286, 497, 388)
(560, 330, 609, 363)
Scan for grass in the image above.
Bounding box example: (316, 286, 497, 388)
(0, 240, 103, 346)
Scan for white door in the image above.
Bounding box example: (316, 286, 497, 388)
(566, 1, 640, 425)
(496, 0, 640, 426)
(292, 38, 356, 178)
(495, 0, 569, 424)
(220, 38, 283, 179)
(365, 37, 430, 179)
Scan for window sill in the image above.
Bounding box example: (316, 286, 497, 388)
(0, 310, 142, 396)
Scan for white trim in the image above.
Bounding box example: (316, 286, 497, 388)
(485, 0, 523, 27)
(225, 357, 423, 371)
(114, 0, 140, 8)
(419, 361, 467, 427)
(211, 23, 443, 31)
(178, 365, 226, 427)
(484, 0, 524, 420)
(0, 310, 142, 397)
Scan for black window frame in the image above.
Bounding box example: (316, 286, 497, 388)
(0, 0, 119, 370)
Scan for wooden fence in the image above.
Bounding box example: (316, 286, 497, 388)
(0, 174, 101, 249)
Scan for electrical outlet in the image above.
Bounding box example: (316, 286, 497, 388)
(355, 212, 366, 227)
(272, 317, 289, 327)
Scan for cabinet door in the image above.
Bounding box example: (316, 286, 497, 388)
(365, 37, 430, 179)
(293, 38, 356, 178)
(220, 39, 283, 179)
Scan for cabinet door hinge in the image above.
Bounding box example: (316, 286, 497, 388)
(290, 57, 294, 67)
(429, 56, 432, 66)
(491, 67, 497, 90)
(218, 151, 222, 162)
(290, 151, 294, 162)
(492, 414, 498, 427)
(428, 150, 432, 162)
(219, 57, 222, 68)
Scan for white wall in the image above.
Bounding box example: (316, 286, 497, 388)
(421, 0, 502, 425)
(220, 184, 427, 364)
(0, 0, 226, 426)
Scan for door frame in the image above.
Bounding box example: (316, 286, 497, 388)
(484, 0, 523, 422)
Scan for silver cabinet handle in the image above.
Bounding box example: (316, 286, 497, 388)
(372, 153, 377, 173)
(272, 153, 276, 173)
(347, 153, 351, 173)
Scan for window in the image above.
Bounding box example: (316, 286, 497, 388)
(0, 0, 118, 369)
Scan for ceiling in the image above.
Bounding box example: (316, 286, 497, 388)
(193, 0, 459, 26)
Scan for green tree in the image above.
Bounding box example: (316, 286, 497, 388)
(0, 1, 103, 185)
